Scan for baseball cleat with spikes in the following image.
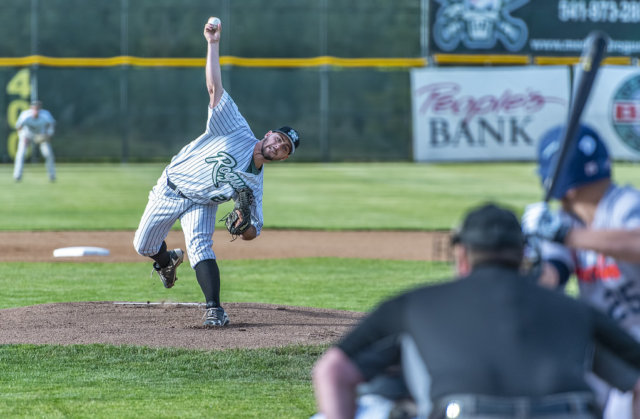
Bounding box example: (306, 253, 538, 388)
(151, 249, 184, 289)
(203, 306, 230, 327)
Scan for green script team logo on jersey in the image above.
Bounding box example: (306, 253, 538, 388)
(611, 74, 640, 153)
(205, 151, 248, 190)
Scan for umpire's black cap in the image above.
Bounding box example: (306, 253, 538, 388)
(451, 203, 524, 251)
(273, 126, 300, 155)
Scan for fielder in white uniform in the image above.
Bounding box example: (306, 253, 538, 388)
(522, 124, 640, 419)
(13, 100, 56, 182)
(133, 17, 300, 327)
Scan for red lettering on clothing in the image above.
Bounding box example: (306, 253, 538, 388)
(576, 255, 621, 283)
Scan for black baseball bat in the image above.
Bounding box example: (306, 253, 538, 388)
(543, 30, 609, 202)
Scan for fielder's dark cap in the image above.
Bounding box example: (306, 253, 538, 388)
(537, 124, 611, 200)
(451, 203, 524, 251)
(273, 126, 300, 155)
(31, 100, 42, 107)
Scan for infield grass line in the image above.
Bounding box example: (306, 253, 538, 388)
(0, 258, 453, 311)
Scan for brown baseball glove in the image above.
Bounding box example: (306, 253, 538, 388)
(220, 188, 254, 238)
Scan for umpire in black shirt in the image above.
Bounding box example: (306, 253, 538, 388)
(312, 203, 640, 419)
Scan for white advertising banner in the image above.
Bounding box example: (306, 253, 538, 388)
(581, 66, 640, 161)
(411, 67, 570, 162)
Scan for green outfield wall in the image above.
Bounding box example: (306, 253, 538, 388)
(0, 0, 422, 163)
(2, 0, 638, 163)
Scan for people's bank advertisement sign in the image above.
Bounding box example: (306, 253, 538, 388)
(410, 67, 570, 162)
(430, 0, 640, 57)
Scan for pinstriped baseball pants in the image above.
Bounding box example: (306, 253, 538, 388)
(133, 174, 218, 267)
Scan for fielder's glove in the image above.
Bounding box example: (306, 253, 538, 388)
(521, 202, 571, 244)
(33, 134, 50, 144)
(220, 188, 254, 238)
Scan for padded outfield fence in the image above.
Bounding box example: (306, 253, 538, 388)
(0, 0, 425, 163)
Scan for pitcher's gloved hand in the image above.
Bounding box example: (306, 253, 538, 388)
(521, 202, 571, 244)
(221, 188, 254, 237)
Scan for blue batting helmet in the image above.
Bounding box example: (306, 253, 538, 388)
(537, 124, 611, 200)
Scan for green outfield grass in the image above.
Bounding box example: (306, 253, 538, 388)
(0, 161, 628, 417)
(6, 161, 640, 231)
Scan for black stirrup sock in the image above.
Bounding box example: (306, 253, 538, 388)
(195, 259, 221, 308)
(150, 241, 170, 268)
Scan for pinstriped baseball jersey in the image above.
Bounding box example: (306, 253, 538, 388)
(165, 90, 264, 234)
(541, 183, 640, 339)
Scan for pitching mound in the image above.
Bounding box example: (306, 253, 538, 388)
(2, 230, 449, 349)
(0, 301, 364, 350)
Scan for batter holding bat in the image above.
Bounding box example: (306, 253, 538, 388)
(133, 16, 300, 327)
(522, 123, 640, 419)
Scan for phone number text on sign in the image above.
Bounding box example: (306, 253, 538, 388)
(559, 0, 640, 23)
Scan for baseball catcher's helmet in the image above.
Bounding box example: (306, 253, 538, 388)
(537, 124, 611, 200)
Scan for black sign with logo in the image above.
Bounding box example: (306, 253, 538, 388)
(429, 0, 640, 57)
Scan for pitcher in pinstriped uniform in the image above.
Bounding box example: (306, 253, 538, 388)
(133, 17, 301, 327)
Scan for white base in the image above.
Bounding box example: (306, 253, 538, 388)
(53, 246, 110, 257)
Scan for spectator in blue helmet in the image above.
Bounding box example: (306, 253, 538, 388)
(522, 123, 640, 419)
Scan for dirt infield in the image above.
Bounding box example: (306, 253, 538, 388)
(1, 230, 450, 349)
(0, 229, 452, 263)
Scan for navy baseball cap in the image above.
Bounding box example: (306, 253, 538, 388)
(451, 203, 524, 251)
(273, 126, 300, 155)
(537, 124, 611, 200)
